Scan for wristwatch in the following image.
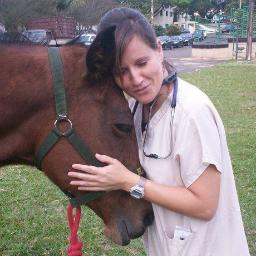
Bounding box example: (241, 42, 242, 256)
(130, 177, 146, 199)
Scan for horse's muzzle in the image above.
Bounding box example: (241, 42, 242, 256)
(116, 208, 155, 246)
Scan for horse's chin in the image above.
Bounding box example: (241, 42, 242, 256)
(104, 220, 145, 246)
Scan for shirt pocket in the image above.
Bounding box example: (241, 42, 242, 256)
(165, 230, 194, 256)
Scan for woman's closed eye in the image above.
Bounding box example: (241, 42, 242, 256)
(137, 61, 147, 67)
(136, 56, 149, 67)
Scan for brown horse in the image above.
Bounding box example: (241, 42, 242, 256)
(0, 40, 153, 246)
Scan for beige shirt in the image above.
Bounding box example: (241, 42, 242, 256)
(130, 78, 250, 256)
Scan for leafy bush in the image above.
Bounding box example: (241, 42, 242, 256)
(153, 25, 166, 36)
(165, 24, 180, 36)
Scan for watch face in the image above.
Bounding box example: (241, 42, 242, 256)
(130, 186, 144, 199)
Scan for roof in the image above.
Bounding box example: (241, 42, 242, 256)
(154, 5, 174, 16)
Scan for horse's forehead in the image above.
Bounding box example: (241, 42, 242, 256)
(106, 87, 129, 109)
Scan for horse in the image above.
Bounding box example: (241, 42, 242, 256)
(0, 36, 154, 247)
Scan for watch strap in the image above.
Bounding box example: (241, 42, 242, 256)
(138, 176, 146, 187)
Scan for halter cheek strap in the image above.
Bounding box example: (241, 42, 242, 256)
(35, 47, 105, 206)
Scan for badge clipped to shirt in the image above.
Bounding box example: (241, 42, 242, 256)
(174, 226, 192, 241)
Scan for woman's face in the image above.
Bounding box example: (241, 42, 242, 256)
(114, 36, 164, 104)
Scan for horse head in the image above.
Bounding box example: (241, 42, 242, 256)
(0, 42, 153, 246)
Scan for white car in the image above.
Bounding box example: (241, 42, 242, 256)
(22, 29, 55, 45)
(76, 33, 96, 46)
(198, 24, 216, 34)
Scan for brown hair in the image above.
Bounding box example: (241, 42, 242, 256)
(86, 7, 173, 84)
(98, 7, 158, 74)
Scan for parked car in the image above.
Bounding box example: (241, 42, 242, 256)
(179, 28, 190, 34)
(22, 29, 55, 45)
(157, 35, 173, 50)
(0, 32, 31, 43)
(212, 15, 230, 23)
(180, 33, 193, 46)
(198, 24, 216, 34)
(221, 24, 238, 33)
(192, 30, 204, 41)
(76, 33, 96, 46)
(169, 36, 184, 48)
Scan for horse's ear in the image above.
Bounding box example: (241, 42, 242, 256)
(91, 76, 123, 102)
(86, 26, 116, 85)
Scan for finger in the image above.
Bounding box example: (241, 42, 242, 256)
(95, 153, 117, 164)
(68, 171, 96, 181)
(78, 186, 106, 191)
(71, 164, 89, 172)
(70, 180, 97, 187)
(71, 164, 99, 174)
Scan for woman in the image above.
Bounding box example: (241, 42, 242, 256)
(68, 7, 250, 256)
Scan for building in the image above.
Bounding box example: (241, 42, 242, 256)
(0, 22, 5, 32)
(153, 5, 191, 30)
(0, 16, 6, 32)
(26, 16, 76, 39)
(153, 5, 175, 27)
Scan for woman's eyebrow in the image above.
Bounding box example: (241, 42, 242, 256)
(120, 56, 149, 69)
(135, 56, 150, 63)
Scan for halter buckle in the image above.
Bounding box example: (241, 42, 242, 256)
(54, 115, 73, 136)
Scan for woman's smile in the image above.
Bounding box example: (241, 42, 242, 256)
(134, 84, 151, 95)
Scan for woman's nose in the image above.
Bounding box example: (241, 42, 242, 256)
(129, 68, 143, 86)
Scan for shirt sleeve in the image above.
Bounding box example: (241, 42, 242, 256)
(174, 103, 223, 188)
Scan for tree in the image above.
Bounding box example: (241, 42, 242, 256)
(246, 0, 254, 60)
(115, 0, 192, 17)
(68, 0, 117, 31)
(0, 0, 58, 31)
(56, 0, 74, 11)
(186, 0, 214, 17)
(154, 24, 166, 35)
(115, 0, 154, 16)
(165, 23, 180, 35)
(171, 0, 192, 11)
(0, 0, 117, 31)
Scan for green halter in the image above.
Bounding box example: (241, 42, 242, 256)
(35, 47, 105, 207)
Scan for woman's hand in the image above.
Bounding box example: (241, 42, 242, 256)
(68, 153, 139, 192)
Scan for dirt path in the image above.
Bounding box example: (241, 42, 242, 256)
(164, 46, 226, 73)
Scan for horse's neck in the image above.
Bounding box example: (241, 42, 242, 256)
(0, 45, 87, 167)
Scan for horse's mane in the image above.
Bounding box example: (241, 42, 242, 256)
(66, 36, 80, 45)
(0, 32, 48, 46)
(0, 32, 90, 47)
(66, 35, 89, 46)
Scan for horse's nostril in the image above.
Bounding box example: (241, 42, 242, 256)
(143, 210, 154, 226)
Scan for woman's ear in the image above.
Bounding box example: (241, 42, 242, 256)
(156, 38, 164, 61)
(156, 38, 163, 52)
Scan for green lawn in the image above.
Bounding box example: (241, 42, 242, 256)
(181, 62, 256, 255)
(0, 62, 255, 255)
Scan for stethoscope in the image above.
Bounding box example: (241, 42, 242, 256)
(132, 71, 178, 159)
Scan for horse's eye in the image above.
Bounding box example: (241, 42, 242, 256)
(113, 123, 132, 135)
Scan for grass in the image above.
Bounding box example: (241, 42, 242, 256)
(0, 62, 255, 255)
(181, 61, 256, 255)
(0, 165, 145, 256)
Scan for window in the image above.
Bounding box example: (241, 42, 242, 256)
(170, 12, 173, 17)
(166, 11, 168, 16)
(160, 10, 163, 16)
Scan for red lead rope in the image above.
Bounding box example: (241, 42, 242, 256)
(67, 204, 83, 256)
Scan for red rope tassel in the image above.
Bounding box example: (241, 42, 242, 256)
(67, 204, 83, 256)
